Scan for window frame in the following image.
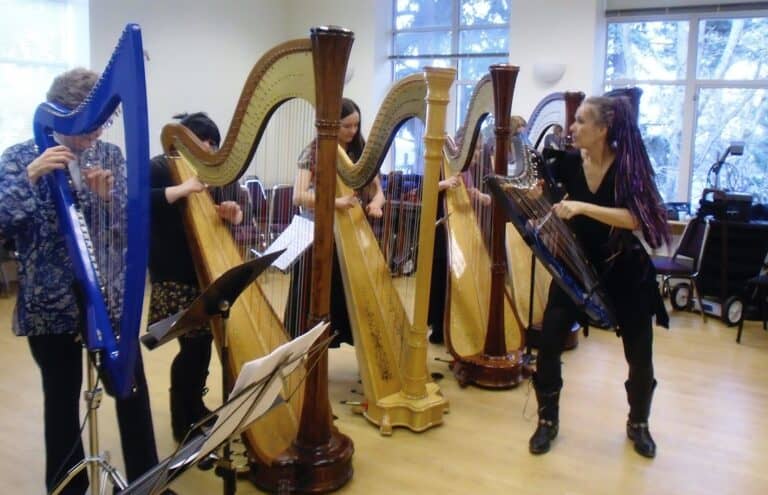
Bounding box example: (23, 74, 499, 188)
(604, 7, 768, 203)
(0, 0, 90, 153)
(390, 0, 510, 134)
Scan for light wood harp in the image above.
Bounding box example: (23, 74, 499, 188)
(334, 67, 455, 434)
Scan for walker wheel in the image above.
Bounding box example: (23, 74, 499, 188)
(723, 296, 744, 327)
(670, 283, 691, 311)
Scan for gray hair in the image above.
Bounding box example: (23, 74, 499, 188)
(46, 68, 99, 109)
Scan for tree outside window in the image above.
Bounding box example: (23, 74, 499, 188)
(391, 0, 509, 173)
(605, 13, 768, 205)
(0, 0, 89, 153)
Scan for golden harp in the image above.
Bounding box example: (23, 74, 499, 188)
(333, 67, 455, 434)
(160, 27, 354, 493)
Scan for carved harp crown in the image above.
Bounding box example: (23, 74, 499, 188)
(32, 24, 150, 399)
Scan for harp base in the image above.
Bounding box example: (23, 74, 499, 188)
(248, 427, 354, 494)
(449, 352, 525, 389)
(360, 383, 449, 436)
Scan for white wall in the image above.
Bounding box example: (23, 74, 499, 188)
(509, 0, 606, 119)
(284, 0, 392, 139)
(89, 0, 289, 157)
(89, 0, 763, 158)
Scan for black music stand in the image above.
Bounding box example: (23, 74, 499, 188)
(121, 321, 330, 495)
(140, 251, 283, 495)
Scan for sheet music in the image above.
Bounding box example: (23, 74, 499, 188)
(196, 321, 329, 458)
(257, 214, 314, 272)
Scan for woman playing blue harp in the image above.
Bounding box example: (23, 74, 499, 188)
(0, 24, 159, 493)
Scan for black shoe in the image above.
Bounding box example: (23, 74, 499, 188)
(627, 421, 656, 458)
(529, 419, 558, 454)
(428, 328, 444, 344)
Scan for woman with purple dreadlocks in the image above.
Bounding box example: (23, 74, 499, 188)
(528, 95, 669, 458)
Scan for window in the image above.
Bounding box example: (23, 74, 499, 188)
(0, 0, 89, 153)
(390, 0, 510, 172)
(605, 10, 768, 205)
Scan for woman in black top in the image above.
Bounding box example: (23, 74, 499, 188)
(149, 112, 243, 442)
(529, 96, 669, 458)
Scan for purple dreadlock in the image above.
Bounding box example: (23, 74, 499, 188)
(585, 96, 670, 248)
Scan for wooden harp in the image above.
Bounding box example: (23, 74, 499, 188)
(333, 67, 455, 434)
(160, 27, 354, 492)
(32, 24, 149, 399)
(440, 65, 525, 388)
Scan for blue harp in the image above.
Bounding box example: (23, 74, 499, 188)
(32, 24, 150, 399)
(485, 136, 616, 329)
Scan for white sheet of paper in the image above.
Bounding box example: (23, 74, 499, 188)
(261, 214, 314, 272)
(196, 321, 329, 458)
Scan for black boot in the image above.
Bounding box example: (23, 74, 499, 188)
(170, 334, 214, 443)
(170, 387, 190, 443)
(625, 379, 657, 458)
(529, 375, 561, 455)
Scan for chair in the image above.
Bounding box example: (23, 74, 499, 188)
(267, 184, 298, 240)
(651, 216, 710, 320)
(736, 273, 768, 343)
(244, 179, 270, 252)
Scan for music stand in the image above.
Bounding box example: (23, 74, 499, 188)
(140, 251, 283, 495)
(50, 357, 129, 495)
(120, 322, 330, 495)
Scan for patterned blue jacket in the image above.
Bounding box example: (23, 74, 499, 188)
(0, 139, 126, 336)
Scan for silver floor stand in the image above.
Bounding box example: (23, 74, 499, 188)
(50, 355, 128, 495)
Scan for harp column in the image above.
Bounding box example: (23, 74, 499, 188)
(448, 64, 525, 389)
(254, 26, 355, 494)
(374, 67, 454, 427)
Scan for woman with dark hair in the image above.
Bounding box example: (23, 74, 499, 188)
(293, 98, 384, 216)
(288, 97, 384, 343)
(148, 112, 243, 442)
(528, 95, 669, 458)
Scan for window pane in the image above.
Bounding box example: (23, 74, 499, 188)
(456, 83, 476, 128)
(459, 28, 508, 55)
(460, 0, 510, 26)
(691, 88, 768, 203)
(606, 21, 688, 81)
(0, 1, 69, 62)
(697, 17, 768, 80)
(458, 56, 506, 81)
(393, 118, 425, 173)
(0, 63, 62, 152)
(395, 0, 453, 30)
(394, 32, 452, 56)
(394, 58, 453, 81)
(606, 83, 685, 202)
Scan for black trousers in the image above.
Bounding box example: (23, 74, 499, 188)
(28, 334, 159, 495)
(284, 247, 352, 346)
(536, 282, 655, 393)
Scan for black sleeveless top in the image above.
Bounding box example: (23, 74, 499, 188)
(550, 151, 668, 330)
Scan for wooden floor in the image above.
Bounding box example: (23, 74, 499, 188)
(1, 286, 767, 495)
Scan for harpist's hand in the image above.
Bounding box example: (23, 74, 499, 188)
(27, 145, 74, 185)
(335, 194, 358, 210)
(552, 199, 585, 220)
(82, 167, 115, 201)
(525, 179, 545, 200)
(215, 200, 243, 225)
(366, 203, 383, 218)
